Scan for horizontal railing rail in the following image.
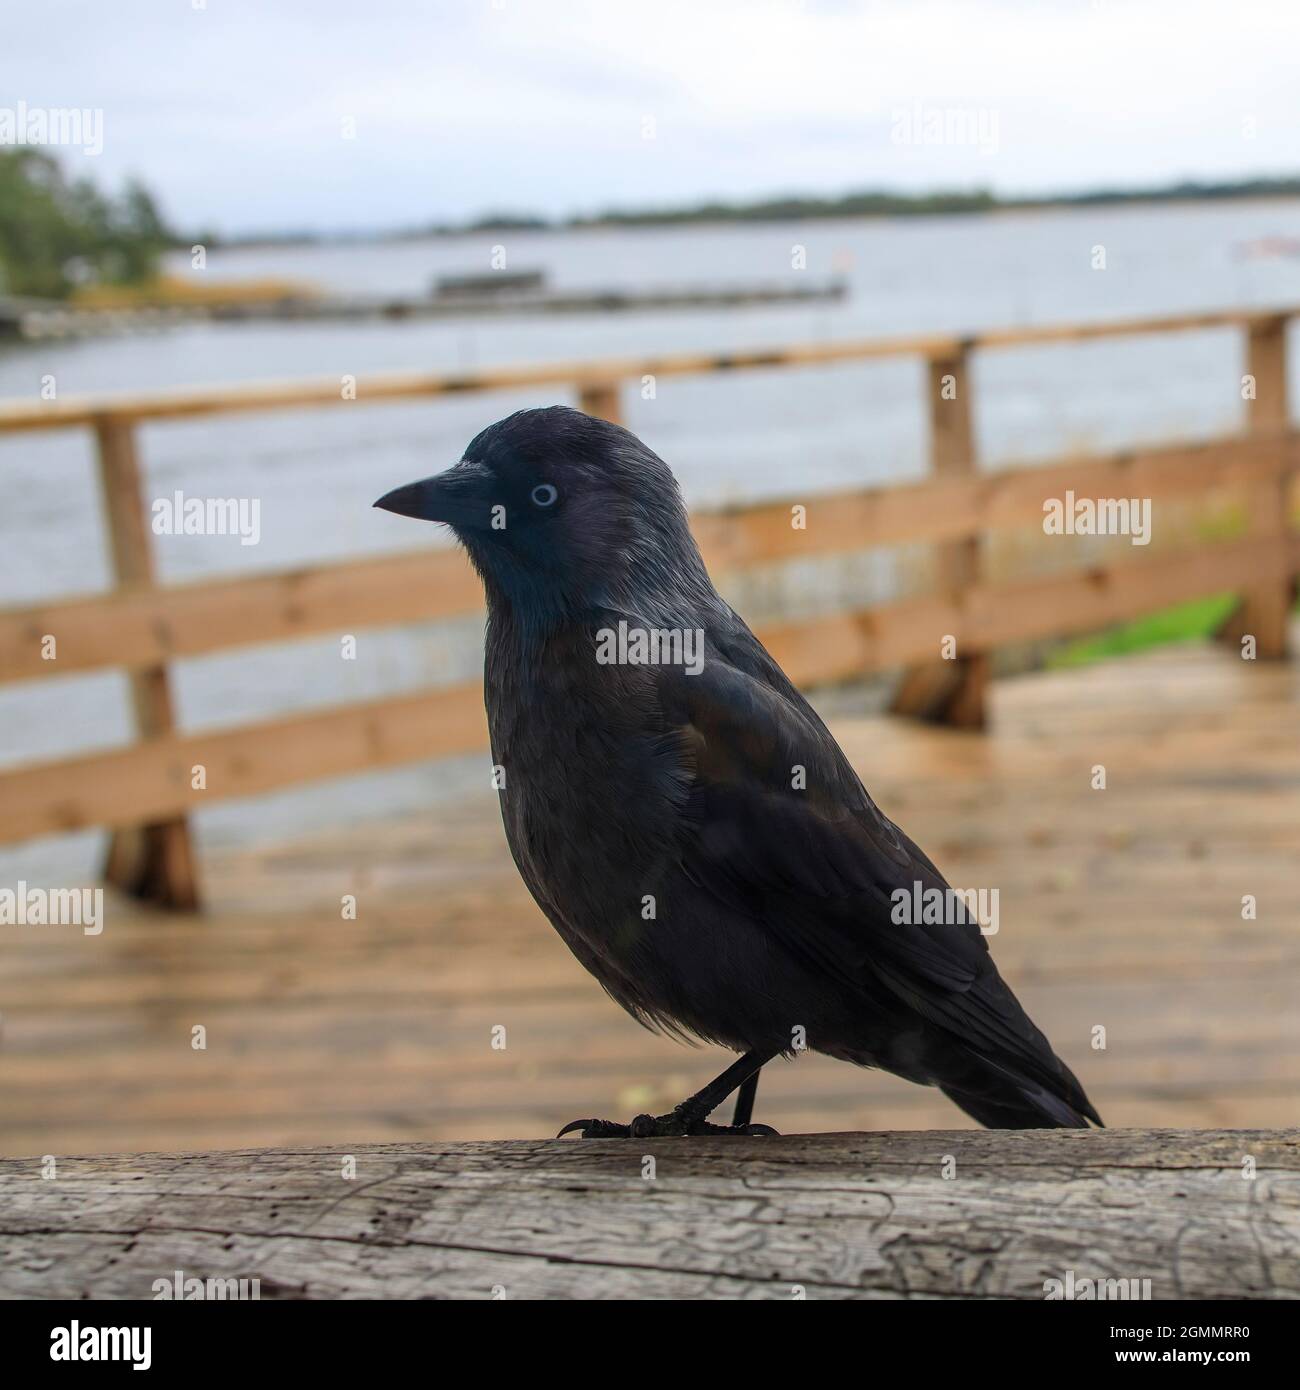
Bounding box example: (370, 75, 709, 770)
(4, 532, 1297, 848)
(0, 431, 1295, 685)
(0, 305, 1295, 434)
(1, 304, 1296, 906)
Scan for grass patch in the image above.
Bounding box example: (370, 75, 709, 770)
(1047, 594, 1239, 669)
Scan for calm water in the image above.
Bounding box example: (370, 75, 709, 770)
(4, 201, 1300, 878)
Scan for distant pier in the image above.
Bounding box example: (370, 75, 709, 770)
(0, 274, 848, 340)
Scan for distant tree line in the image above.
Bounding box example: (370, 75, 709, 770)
(0, 149, 172, 299)
(415, 175, 1300, 237)
(204, 175, 1300, 250)
(568, 188, 1001, 226)
(7, 153, 1294, 271)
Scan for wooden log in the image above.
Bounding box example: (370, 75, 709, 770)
(891, 346, 989, 727)
(93, 419, 199, 911)
(1217, 316, 1296, 658)
(0, 1130, 1295, 1299)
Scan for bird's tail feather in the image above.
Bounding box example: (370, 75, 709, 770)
(940, 1052, 1103, 1129)
(940, 1082, 1090, 1129)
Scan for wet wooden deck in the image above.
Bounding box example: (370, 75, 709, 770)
(2, 634, 1298, 1158)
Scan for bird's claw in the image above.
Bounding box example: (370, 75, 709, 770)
(557, 1117, 633, 1138)
(557, 1110, 779, 1139)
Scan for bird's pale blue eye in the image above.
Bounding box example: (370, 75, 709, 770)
(531, 483, 558, 508)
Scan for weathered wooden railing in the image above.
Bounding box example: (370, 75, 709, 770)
(3, 1130, 1297, 1298)
(0, 306, 1296, 907)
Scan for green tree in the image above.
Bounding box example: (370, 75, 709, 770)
(0, 150, 172, 299)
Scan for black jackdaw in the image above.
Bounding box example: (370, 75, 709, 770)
(375, 406, 1101, 1137)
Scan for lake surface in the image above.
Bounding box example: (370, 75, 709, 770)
(4, 201, 1300, 879)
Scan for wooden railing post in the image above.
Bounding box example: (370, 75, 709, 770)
(890, 344, 989, 727)
(95, 417, 200, 909)
(578, 381, 623, 425)
(1218, 315, 1295, 659)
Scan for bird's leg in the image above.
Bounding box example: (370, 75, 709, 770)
(558, 1049, 779, 1138)
(731, 1067, 761, 1128)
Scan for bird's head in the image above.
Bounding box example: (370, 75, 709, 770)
(374, 405, 714, 625)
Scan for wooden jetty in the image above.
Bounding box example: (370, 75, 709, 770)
(0, 306, 1297, 1299)
(0, 632, 1296, 1157)
(4, 277, 848, 337)
(0, 303, 1296, 909)
(2, 1129, 1296, 1299)
(213, 279, 849, 321)
(2, 632, 1297, 1299)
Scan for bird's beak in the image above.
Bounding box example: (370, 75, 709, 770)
(373, 459, 496, 528)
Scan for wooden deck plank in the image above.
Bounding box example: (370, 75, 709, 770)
(0, 633, 1297, 1158)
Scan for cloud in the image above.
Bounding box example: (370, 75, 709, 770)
(4, 0, 1297, 233)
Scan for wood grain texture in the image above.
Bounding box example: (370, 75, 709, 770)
(1, 1130, 1296, 1299)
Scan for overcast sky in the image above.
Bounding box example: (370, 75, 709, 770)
(5, 0, 1298, 235)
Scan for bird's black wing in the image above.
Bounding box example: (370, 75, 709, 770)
(651, 631, 1097, 1123)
